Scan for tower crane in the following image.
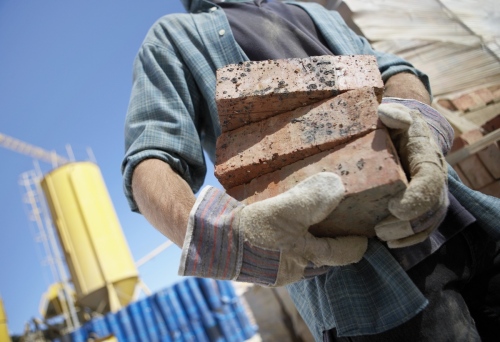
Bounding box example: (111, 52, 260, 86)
(0, 132, 68, 166)
(0, 132, 81, 333)
(0, 132, 162, 338)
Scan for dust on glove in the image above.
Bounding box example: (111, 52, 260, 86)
(179, 172, 368, 286)
(375, 99, 452, 248)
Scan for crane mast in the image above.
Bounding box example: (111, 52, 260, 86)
(0, 132, 68, 166)
(0, 132, 80, 331)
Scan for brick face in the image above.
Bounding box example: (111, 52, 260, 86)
(482, 114, 500, 133)
(456, 155, 494, 189)
(451, 128, 500, 186)
(478, 180, 500, 198)
(489, 85, 500, 102)
(227, 130, 408, 237)
(215, 55, 409, 237)
(216, 55, 383, 132)
(215, 87, 382, 188)
(451, 128, 483, 153)
(477, 143, 500, 179)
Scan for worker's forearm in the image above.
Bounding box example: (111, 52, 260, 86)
(131, 159, 195, 248)
(383, 72, 431, 105)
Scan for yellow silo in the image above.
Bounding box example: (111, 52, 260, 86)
(0, 297, 11, 342)
(40, 162, 138, 314)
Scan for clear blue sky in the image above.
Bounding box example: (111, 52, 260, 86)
(0, 0, 222, 336)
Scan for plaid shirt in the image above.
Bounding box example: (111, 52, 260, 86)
(123, 0, 500, 339)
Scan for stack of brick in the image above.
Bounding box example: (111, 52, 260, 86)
(435, 84, 500, 135)
(214, 55, 408, 238)
(450, 121, 500, 198)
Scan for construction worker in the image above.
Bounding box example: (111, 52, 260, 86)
(122, 1, 500, 341)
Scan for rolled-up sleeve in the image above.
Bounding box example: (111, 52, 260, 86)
(122, 40, 207, 212)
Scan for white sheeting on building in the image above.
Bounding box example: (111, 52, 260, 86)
(343, 0, 500, 97)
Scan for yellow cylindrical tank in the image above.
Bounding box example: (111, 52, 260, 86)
(40, 162, 139, 313)
(0, 297, 12, 342)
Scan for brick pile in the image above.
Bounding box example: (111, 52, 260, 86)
(450, 122, 500, 198)
(437, 85, 500, 113)
(214, 55, 408, 237)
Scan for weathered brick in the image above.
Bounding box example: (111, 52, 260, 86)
(457, 155, 494, 189)
(453, 166, 473, 188)
(215, 87, 381, 188)
(452, 92, 488, 113)
(478, 180, 500, 198)
(478, 143, 500, 179)
(227, 129, 408, 237)
(451, 94, 476, 113)
(482, 114, 500, 133)
(473, 88, 494, 105)
(436, 99, 458, 112)
(451, 128, 483, 153)
(488, 85, 500, 102)
(216, 55, 384, 132)
(452, 129, 500, 180)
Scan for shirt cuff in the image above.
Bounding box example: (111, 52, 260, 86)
(179, 186, 244, 280)
(381, 97, 454, 155)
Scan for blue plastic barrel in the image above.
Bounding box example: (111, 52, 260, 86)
(174, 281, 210, 342)
(138, 297, 162, 341)
(105, 312, 126, 342)
(197, 278, 223, 310)
(117, 306, 138, 342)
(218, 281, 256, 339)
(87, 315, 110, 339)
(154, 289, 183, 342)
(127, 300, 149, 342)
(68, 326, 86, 342)
(186, 278, 224, 342)
(146, 296, 171, 342)
(161, 287, 196, 342)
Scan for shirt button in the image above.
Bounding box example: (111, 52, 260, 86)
(219, 29, 225, 36)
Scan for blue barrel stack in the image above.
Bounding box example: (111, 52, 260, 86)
(68, 279, 257, 342)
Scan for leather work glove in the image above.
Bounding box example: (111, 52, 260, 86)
(179, 172, 368, 287)
(375, 98, 453, 248)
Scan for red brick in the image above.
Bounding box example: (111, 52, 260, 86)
(452, 92, 486, 112)
(478, 180, 500, 198)
(482, 114, 500, 133)
(216, 55, 383, 132)
(451, 129, 500, 180)
(436, 99, 458, 112)
(453, 166, 473, 188)
(460, 128, 484, 144)
(450, 128, 483, 153)
(477, 142, 500, 179)
(451, 94, 476, 112)
(457, 155, 494, 189)
(473, 88, 494, 105)
(227, 129, 408, 237)
(215, 88, 381, 188)
(488, 85, 500, 102)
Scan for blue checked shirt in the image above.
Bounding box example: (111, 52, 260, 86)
(123, 0, 500, 339)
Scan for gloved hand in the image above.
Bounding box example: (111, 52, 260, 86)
(179, 172, 368, 287)
(375, 99, 451, 248)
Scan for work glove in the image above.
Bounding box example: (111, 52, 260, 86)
(375, 98, 453, 248)
(179, 172, 368, 287)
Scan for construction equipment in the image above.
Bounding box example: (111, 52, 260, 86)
(1, 133, 140, 336)
(0, 133, 68, 167)
(0, 297, 12, 342)
(40, 161, 140, 314)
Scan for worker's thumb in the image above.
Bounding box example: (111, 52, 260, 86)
(259, 172, 345, 228)
(378, 103, 413, 130)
